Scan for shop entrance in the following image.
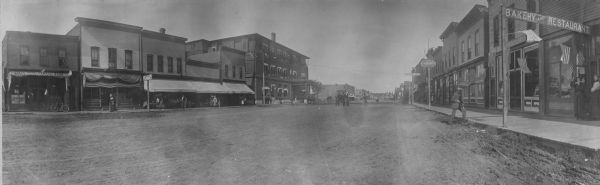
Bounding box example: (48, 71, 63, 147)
(507, 44, 540, 112)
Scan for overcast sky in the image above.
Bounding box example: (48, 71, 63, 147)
(1, 0, 485, 92)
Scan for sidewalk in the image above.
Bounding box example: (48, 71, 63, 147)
(413, 103, 600, 151)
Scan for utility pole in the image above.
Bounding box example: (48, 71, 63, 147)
(501, 4, 508, 128)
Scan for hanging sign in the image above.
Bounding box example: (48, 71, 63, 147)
(505, 8, 590, 34)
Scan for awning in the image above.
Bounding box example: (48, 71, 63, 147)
(8, 70, 72, 77)
(7, 70, 72, 89)
(84, 72, 142, 88)
(223, 82, 255, 94)
(145, 79, 227, 93)
(145, 79, 254, 94)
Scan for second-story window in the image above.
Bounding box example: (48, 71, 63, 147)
(157, 55, 164, 72)
(167, 57, 173, 73)
(461, 41, 465, 63)
(58, 49, 66, 68)
(233, 65, 237, 79)
(125, 50, 132, 69)
(20, 46, 29, 65)
(474, 30, 479, 57)
(91, 47, 99, 67)
(147, 54, 153, 71)
(224, 64, 229, 78)
(108, 48, 117, 69)
(467, 36, 472, 60)
(239, 67, 243, 79)
(177, 58, 182, 74)
(40, 47, 48, 66)
(527, 0, 537, 30)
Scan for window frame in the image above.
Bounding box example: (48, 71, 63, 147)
(157, 55, 164, 72)
(91, 47, 100, 67)
(57, 48, 67, 68)
(40, 47, 48, 66)
(20, 46, 29, 65)
(125, 50, 133, 69)
(167, 57, 173, 73)
(147, 54, 154, 72)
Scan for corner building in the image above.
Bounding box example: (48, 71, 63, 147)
(487, 0, 600, 118)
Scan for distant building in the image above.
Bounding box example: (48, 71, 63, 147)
(318, 84, 355, 103)
(2, 31, 80, 111)
(187, 33, 310, 104)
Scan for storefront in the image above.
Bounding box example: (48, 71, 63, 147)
(543, 29, 600, 118)
(82, 72, 144, 110)
(5, 70, 76, 112)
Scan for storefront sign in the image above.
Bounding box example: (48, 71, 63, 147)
(505, 8, 590, 34)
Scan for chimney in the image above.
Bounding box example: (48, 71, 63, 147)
(159, 28, 166, 34)
(271, 32, 276, 42)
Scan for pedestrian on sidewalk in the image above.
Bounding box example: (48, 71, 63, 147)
(451, 89, 466, 121)
(109, 93, 117, 112)
(591, 74, 600, 120)
(571, 74, 587, 120)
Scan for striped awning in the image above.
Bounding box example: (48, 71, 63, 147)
(8, 70, 72, 77)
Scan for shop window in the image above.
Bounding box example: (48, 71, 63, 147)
(157, 55, 164, 72)
(168, 57, 173, 73)
(91, 47, 99, 67)
(177, 58, 182, 74)
(545, 35, 575, 114)
(20, 46, 29, 65)
(40, 47, 48, 66)
(125, 50, 132, 69)
(147, 54, 154, 71)
(108, 48, 116, 69)
(58, 49, 67, 68)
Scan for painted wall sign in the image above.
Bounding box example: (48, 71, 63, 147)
(505, 8, 590, 34)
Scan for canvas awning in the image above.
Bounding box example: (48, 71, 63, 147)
(84, 72, 142, 88)
(145, 79, 254, 94)
(223, 82, 255, 94)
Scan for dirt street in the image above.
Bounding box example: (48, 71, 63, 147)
(3, 104, 600, 184)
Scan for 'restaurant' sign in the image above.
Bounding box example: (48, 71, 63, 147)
(505, 8, 590, 34)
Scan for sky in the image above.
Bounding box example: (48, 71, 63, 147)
(0, 0, 485, 92)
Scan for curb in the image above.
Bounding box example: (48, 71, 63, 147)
(413, 105, 600, 160)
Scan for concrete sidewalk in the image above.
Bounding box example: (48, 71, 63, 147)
(413, 103, 600, 151)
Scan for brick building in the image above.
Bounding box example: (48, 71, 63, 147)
(2, 31, 80, 111)
(187, 33, 309, 104)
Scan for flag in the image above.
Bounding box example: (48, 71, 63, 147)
(517, 58, 531, 74)
(560, 44, 571, 64)
(518, 30, 542, 43)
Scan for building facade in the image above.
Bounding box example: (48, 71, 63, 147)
(67, 17, 145, 110)
(487, 0, 600, 119)
(2, 31, 80, 111)
(187, 33, 310, 104)
(430, 5, 489, 108)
